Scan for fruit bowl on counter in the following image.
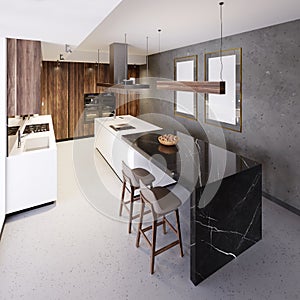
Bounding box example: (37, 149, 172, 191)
(158, 134, 179, 146)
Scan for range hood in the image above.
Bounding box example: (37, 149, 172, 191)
(97, 42, 149, 90)
(109, 42, 127, 85)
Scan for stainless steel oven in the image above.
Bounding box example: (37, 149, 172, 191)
(84, 93, 100, 123)
(99, 93, 116, 117)
(84, 93, 116, 123)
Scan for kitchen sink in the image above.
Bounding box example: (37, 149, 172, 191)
(24, 136, 50, 152)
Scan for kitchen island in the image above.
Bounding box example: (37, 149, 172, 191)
(95, 115, 262, 285)
(94, 115, 177, 187)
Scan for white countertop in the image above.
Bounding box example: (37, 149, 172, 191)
(94, 115, 161, 137)
(8, 115, 56, 156)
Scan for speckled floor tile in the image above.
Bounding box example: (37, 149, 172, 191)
(0, 140, 299, 300)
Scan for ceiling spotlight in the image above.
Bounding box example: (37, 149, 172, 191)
(65, 44, 72, 53)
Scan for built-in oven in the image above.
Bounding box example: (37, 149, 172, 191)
(99, 93, 116, 117)
(84, 93, 100, 123)
(84, 92, 116, 123)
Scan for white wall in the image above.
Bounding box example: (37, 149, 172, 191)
(0, 37, 7, 232)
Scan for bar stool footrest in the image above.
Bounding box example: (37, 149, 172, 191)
(155, 240, 180, 256)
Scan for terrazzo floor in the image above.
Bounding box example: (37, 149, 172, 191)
(0, 139, 299, 300)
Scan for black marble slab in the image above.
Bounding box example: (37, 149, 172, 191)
(191, 165, 262, 285)
(122, 130, 262, 285)
(122, 130, 259, 186)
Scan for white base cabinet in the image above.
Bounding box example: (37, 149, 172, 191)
(94, 115, 175, 187)
(6, 115, 57, 214)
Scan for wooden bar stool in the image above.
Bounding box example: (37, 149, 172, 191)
(119, 161, 155, 234)
(136, 179, 184, 274)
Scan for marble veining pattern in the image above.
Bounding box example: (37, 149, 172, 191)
(191, 165, 262, 285)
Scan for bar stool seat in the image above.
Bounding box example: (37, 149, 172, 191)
(150, 187, 181, 216)
(136, 180, 184, 274)
(131, 168, 155, 187)
(119, 161, 155, 233)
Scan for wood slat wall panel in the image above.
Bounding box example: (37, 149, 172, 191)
(84, 63, 97, 93)
(40, 61, 68, 140)
(116, 93, 128, 116)
(40, 61, 48, 116)
(7, 39, 17, 116)
(56, 63, 69, 140)
(16, 39, 41, 115)
(128, 91, 139, 116)
(69, 62, 84, 138)
(96, 63, 110, 93)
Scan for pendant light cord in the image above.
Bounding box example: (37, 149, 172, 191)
(219, 2, 224, 82)
(158, 29, 161, 78)
(124, 33, 127, 80)
(146, 36, 149, 78)
(97, 49, 100, 82)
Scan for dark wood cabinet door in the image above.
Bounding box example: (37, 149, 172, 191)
(7, 38, 41, 116)
(84, 63, 97, 93)
(127, 91, 139, 116)
(7, 39, 17, 117)
(41, 61, 69, 140)
(68, 62, 84, 138)
(16, 39, 41, 115)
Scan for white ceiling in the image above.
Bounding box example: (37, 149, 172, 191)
(75, 0, 300, 56)
(1, 0, 300, 63)
(0, 0, 122, 44)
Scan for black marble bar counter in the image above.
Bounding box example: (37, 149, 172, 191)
(122, 130, 262, 286)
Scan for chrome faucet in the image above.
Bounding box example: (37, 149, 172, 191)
(17, 129, 21, 148)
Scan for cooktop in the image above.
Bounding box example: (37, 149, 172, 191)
(23, 123, 49, 134)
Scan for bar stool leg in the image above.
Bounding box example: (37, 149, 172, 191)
(175, 209, 184, 257)
(119, 179, 126, 216)
(162, 216, 167, 234)
(150, 220, 157, 274)
(136, 201, 145, 248)
(128, 186, 135, 234)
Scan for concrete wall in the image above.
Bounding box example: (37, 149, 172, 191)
(0, 37, 7, 232)
(142, 19, 300, 210)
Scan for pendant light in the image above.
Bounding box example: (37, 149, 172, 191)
(157, 2, 226, 95)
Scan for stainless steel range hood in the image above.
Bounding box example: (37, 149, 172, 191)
(97, 42, 149, 90)
(109, 42, 127, 84)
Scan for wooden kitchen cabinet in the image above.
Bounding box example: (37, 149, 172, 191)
(7, 38, 42, 116)
(115, 91, 139, 116)
(68, 62, 85, 139)
(41, 61, 69, 140)
(41, 61, 140, 141)
(69, 62, 100, 138)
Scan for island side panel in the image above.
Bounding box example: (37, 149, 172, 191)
(191, 164, 262, 285)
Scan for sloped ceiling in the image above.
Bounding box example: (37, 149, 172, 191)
(1, 0, 299, 63)
(0, 0, 122, 45)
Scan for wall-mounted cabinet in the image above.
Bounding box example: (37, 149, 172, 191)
(7, 38, 42, 116)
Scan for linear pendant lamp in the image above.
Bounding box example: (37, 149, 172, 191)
(157, 2, 226, 95)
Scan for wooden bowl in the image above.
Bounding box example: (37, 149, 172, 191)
(158, 134, 179, 146)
